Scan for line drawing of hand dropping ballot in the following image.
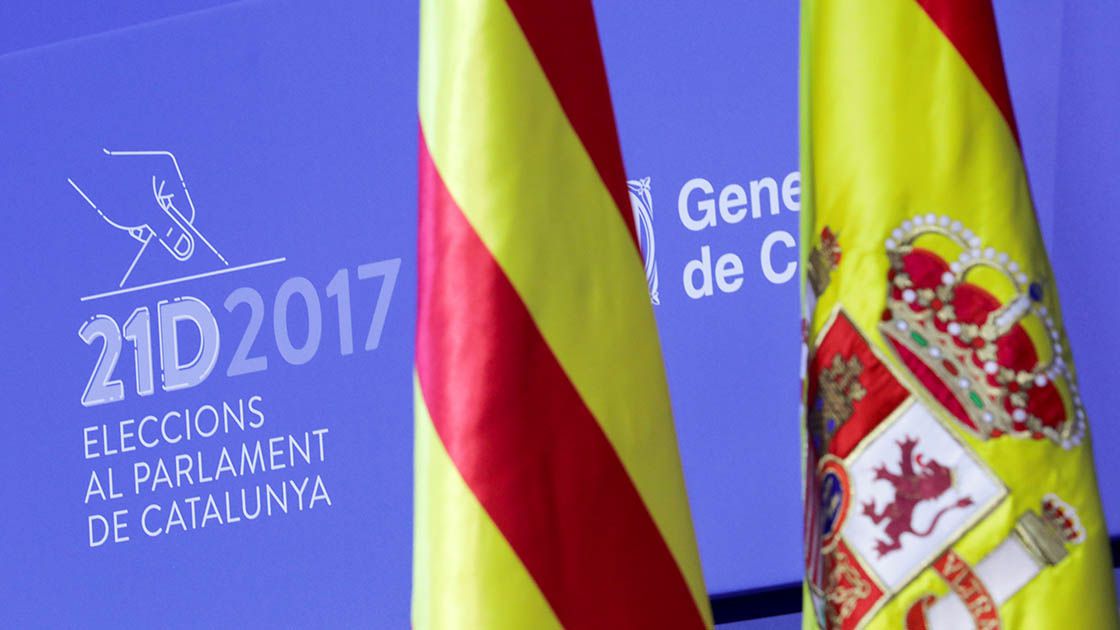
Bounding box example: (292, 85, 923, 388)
(68, 149, 229, 288)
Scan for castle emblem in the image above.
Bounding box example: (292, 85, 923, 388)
(808, 226, 842, 297)
(812, 354, 867, 448)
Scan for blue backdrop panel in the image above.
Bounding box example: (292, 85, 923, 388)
(595, 2, 804, 593)
(1051, 1, 1120, 536)
(0, 3, 417, 626)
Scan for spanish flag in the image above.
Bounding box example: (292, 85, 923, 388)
(801, 1, 1118, 628)
(413, 2, 711, 628)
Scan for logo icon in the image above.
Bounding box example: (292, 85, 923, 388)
(627, 177, 659, 305)
(68, 149, 229, 288)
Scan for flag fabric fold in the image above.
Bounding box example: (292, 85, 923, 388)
(413, 1, 711, 628)
(800, 1, 1119, 628)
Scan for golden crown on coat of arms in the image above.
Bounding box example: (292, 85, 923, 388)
(877, 215, 1086, 449)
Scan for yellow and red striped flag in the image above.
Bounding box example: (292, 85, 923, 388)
(413, 2, 712, 628)
(800, 1, 1119, 628)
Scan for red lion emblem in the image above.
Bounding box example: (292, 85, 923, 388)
(862, 436, 973, 557)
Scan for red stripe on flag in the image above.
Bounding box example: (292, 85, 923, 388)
(501, 0, 639, 248)
(915, 0, 1021, 146)
(416, 130, 705, 629)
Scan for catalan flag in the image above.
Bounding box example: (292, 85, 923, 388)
(413, 2, 711, 628)
(800, 1, 1119, 629)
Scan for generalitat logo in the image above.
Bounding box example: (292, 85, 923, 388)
(628, 176, 659, 305)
